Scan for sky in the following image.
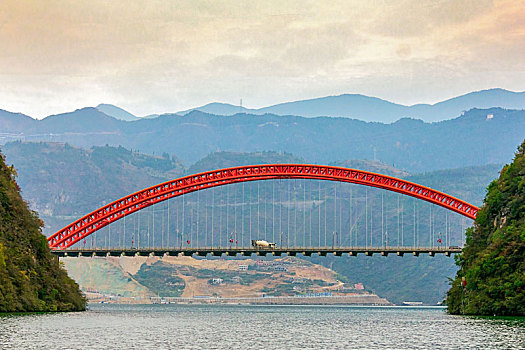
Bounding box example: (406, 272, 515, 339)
(1, 0, 524, 119)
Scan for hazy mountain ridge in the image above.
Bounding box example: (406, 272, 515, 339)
(2, 88, 524, 124)
(177, 88, 525, 122)
(96, 104, 139, 121)
(0, 109, 35, 132)
(0, 106, 523, 172)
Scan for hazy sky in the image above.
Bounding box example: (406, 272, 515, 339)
(1, 0, 524, 118)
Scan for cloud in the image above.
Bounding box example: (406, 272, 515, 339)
(0, 0, 523, 118)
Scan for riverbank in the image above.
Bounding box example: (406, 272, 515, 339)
(149, 294, 391, 305)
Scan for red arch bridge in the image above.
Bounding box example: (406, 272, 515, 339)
(48, 164, 478, 258)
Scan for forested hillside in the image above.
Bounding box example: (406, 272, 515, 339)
(0, 150, 85, 312)
(447, 141, 525, 315)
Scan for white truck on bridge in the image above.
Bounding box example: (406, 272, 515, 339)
(251, 240, 276, 249)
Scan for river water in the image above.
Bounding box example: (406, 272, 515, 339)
(1, 304, 524, 349)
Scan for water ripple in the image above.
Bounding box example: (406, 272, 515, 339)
(1, 305, 525, 349)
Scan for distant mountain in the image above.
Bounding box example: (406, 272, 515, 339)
(177, 102, 254, 116)
(177, 89, 525, 123)
(186, 151, 303, 175)
(258, 94, 406, 122)
(333, 159, 409, 178)
(408, 88, 525, 122)
(41, 107, 121, 132)
(0, 109, 35, 133)
(96, 104, 139, 121)
(0, 106, 523, 172)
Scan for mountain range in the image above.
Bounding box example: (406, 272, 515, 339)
(3, 88, 524, 124)
(0, 105, 523, 172)
(175, 88, 525, 123)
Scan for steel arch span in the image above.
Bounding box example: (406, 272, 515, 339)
(48, 164, 479, 249)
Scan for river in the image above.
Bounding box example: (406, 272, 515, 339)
(1, 304, 524, 349)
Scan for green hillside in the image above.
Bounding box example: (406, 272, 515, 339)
(0, 150, 85, 312)
(2, 142, 184, 235)
(447, 141, 525, 315)
(187, 151, 303, 175)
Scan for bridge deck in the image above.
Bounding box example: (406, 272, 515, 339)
(51, 246, 462, 257)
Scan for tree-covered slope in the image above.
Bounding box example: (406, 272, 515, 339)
(2, 142, 184, 236)
(447, 140, 525, 315)
(0, 150, 85, 312)
(186, 151, 303, 175)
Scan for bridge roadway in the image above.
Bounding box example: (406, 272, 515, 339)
(51, 246, 462, 258)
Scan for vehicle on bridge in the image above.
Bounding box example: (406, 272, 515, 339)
(252, 240, 276, 249)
